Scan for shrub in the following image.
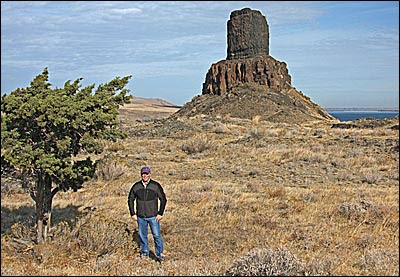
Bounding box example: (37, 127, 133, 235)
(338, 200, 372, 220)
(246, 182, 262, 193)
(360, 169, 382, 184)
(267, 186, 286, 199)
(264, 130, 279, 137)
(106, 141, 126, 152)
(294, 149, 326, 163)
(214, 123, 230, 134)
(358, 249, 399, 275)
(68, 213, 136, 256)
(176, 185, 204, 205)
(181, 134, 215, 154)
(94, 155, 128, 181)
(248, 128, 265, 140)
(10, 222, 36, 242)
(225, 248, 307, 276)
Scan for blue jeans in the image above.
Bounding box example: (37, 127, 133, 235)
(137, 216, 164, 257)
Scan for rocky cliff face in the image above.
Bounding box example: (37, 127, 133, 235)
(202, 56, 291, 95)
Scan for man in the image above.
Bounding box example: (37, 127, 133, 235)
(128, 166, 167, 261)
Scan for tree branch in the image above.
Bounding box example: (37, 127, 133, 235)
(51, 187, 59, 198)
(29, 188, 37, 202)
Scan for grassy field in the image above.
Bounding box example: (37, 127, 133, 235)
(1, 105, 399, 275)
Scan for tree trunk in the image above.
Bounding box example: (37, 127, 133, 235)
(34, 171, 56, 243)
(35, 171, 45, 243)
(43, 173, 51, 242)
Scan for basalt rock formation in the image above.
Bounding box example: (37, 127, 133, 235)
(202, 55, 291, 96)
(227, 8, 269, 60)
(174, 8, 336, 123)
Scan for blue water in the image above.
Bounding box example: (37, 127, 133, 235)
(329, 111, 398, 122)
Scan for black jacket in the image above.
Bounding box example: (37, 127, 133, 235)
(128, 179, 167, 218)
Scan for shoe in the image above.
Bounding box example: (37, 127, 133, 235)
(140, 253, 149, 259)
(157, 255, 165, 262)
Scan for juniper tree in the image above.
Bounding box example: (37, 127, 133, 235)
(1, 68, 132, 243)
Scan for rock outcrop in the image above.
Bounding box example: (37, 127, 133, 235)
(202, 56, 291, 95)
(227, 8, 269, 60)
(174, 8, 336, 124)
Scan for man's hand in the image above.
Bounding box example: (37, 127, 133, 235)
(131, 215, 137, 222)
(156, 214, 163, 222)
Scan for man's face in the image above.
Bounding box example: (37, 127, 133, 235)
(142, 172, 151, 182)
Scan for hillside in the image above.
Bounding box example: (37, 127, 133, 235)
(1, 108, 399, 275)
(173, 83, 336, 123)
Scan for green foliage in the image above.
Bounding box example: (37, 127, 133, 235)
(1, 68, 132, 191)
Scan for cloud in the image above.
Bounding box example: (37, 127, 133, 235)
(108, 7, 142, 15)
(254, 1, 325, 25)
(2, 1, 398, 108)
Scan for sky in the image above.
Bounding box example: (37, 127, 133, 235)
(1, 1, 399, 109)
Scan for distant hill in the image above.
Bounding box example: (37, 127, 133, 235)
(118, 96, 181, 125)
(128, 97, 181, 108)
(326, 108, 399, 112)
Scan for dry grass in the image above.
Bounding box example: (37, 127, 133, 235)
(1, 113, 399, 276)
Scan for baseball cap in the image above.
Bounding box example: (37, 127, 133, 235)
(141, 166, 151, 175)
